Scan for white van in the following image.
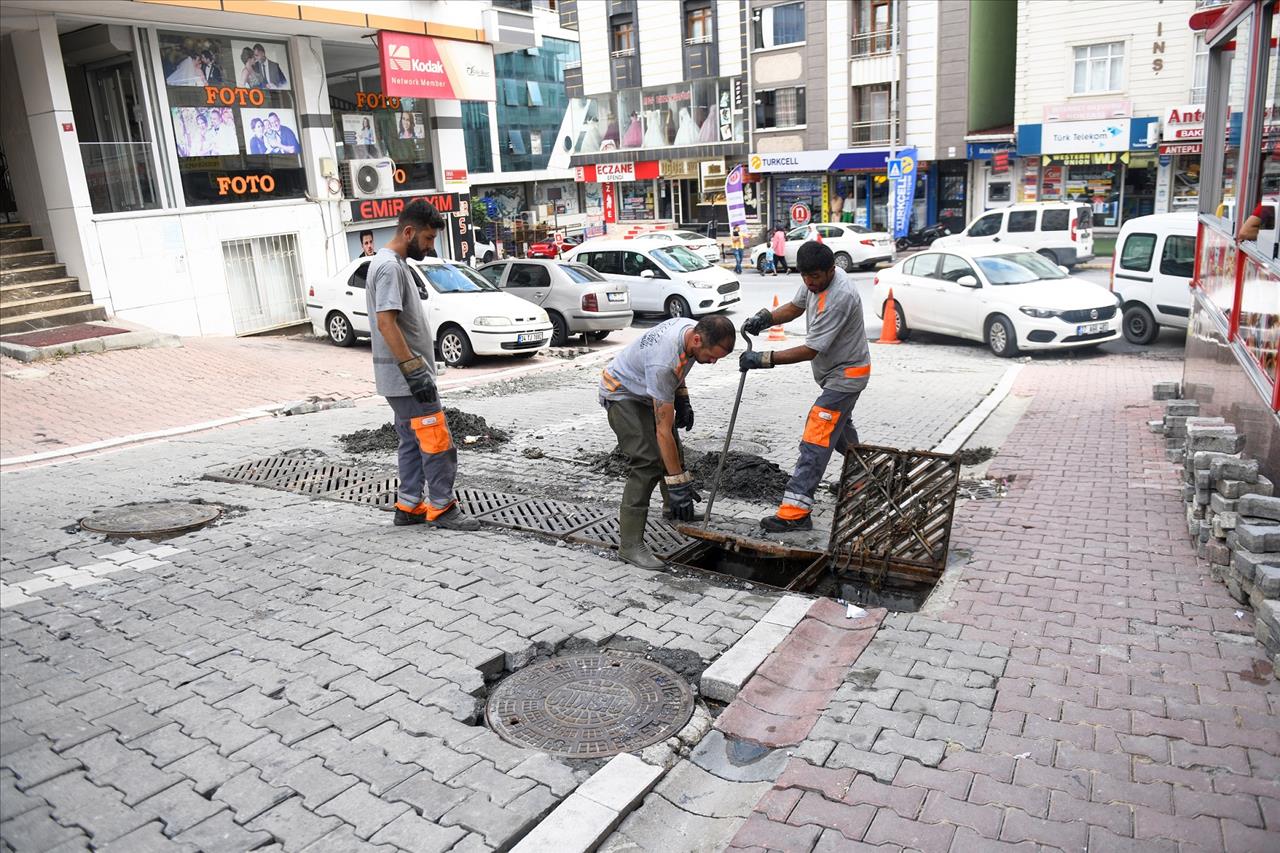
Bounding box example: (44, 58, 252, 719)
(565, 238, 741, 318)
(934, 202, 1095, 267)
(1111, 212, 1196, 344)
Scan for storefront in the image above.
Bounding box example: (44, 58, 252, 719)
(1184, 0, 1280, 477)
(965, 140, 1017, 227)
(1159, 105, 1205, 212)
(573, 160, 662, 231)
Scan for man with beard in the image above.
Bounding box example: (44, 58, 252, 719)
(367, 201, 479, 531)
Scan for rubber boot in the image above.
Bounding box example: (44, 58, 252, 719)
(618, 508, 664, 569)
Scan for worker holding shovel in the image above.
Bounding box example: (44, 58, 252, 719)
(599, 314, 737, 568)
(740, 241, 871, 532)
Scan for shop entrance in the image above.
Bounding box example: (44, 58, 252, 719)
(936, 160, 968, 234)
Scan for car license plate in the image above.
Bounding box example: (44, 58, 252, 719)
(607, 292, 626, 303)
(1076, 322, 1107, 335)
(518, 332, 544, 343)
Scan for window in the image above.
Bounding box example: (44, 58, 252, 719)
(221, 233, 306, 334)
(968, 212, 1003, 237)
(1191, 32, 1208, 103)
(904, 254, 939, 277)
(1072, 42, 1125, 94)
(1120, 233, 1156, 271)
(852, 0, 892, 56)
(852, 84, 890, 143)
(508, 130, 526, 155)
(583, 251, 623, 274)
(755, 87, 806, 129)
(686, 5, 714, 43)
(560, 264, 605, 283)
(936, 255, 978, 283)
(527, 81, 543, 106)
(1007, 211, 1038, 233)
(1042, 209, 1070, 231)
(752, 2, 805, 50)
(461, 101, 493, 173)
(478, 264, 506, 286)
(347, 265, 368, 289)
(508, 263, 551, 287)
(612, 19, 635, 54)
(1160, 235, 1196, 277)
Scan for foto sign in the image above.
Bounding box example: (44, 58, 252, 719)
(379, 31, 496, 102)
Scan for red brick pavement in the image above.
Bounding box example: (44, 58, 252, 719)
(727, 354, 1280, 852)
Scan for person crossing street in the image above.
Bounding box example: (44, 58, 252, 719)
(740, 241, 870, 532)
(600, 315, 737, 568)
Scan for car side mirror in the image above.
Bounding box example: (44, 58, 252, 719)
(957, 275, 979, 288)
(1057, 265, 1070, 275)
(640, 269, 655, 279)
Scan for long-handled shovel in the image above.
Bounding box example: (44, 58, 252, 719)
(702, 327, 754, 527)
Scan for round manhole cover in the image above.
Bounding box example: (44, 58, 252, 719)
(485, 652, 694, 759)
(80, 502, 221, 537)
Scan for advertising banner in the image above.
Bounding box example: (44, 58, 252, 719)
(602, 183, 616, 223)
(724, 164, 746, 228)
(888, 147, 918, 239)
(378, 32, 496, 101)
(1042, 119, 1131, 153)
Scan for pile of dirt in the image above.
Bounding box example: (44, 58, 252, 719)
(584, 448, 632, 478)
(582, 447, 789, 502)
(955, 446, 996, 466)
(339, 408, 511, 454)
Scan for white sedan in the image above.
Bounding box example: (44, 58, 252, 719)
(749, 223, 895, 273)
(306, 256, 553, 367)
(872, 245, 1121, 357)
(641, 230, 723, 264)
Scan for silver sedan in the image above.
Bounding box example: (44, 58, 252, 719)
(478, 259, 634, 346)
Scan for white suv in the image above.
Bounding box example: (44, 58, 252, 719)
(934, 202, 1094, 267)
(564, 238, 741, 318)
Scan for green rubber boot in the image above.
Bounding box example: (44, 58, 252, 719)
(618, 508, 664, 569)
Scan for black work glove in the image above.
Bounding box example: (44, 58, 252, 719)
(742, 307, 774, 336)
(665, 472, 701, 522)
(399, 356, 438, 405)
(674, 393, 694, 431)
(739, 350, 774, 372)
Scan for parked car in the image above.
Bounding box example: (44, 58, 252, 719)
(748, 223, 895, 273)
(478, 259, 633, 346)
(527, 236, 581, 259)
(872, 245, 1121, 357)
(471, 228, 497, 265)
(1111, 212, 1196, 344)
(306, 256, 553, 367)
(933, 201, 1094, 267)
(565, 238, 741, 318)
(641, 230, 723, 264)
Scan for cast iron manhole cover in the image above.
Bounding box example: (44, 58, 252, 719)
(485, 652, 694, 758)
(80, 501, 221, 536)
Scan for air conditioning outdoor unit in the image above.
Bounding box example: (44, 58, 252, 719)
(344, 158, 394, 198)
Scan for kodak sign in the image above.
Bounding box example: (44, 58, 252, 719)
(377, 31, 496, 102)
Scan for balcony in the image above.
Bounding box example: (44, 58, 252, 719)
(851, 28, 895, 58)
(850, 119, 892, 145)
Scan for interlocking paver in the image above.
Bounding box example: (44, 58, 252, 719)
(315, 782, 411, 840)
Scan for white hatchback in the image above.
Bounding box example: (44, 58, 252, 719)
(748, 223, 895, 273)
(306, 255, 553, 367)
(564, 238, 741, 318)
(873, 245, 1121, 357)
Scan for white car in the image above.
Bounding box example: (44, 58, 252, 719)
(565, 238, 740, 318)
(641, 230, 723, 264)
(933, 202, 1094, 268)
(478, 259, 633, 346)
(749, 223, 895, 273)
(1112, 212, 1195, 344)
(306, 255, 553, 367)
(872, 245, 1121, 357)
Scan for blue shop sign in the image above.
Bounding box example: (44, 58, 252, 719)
(967, 143, 1015, 160)
(1016, 117, 1159, 156)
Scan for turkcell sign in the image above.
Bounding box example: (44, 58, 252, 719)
(888, 147, 917, 240)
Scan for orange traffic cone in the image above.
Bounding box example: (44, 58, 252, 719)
(767, 294, 786, 341)
(876, 288, 901, 345)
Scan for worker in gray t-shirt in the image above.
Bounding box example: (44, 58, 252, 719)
(597, 315, 737, 569)
(365, 200, 478, 532)
(740, 241, 871, 533)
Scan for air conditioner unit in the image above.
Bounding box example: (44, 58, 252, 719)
(344, 158, 394, 198)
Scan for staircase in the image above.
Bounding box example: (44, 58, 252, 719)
(0, 222, 107, 336)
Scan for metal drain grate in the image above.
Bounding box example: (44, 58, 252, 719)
(455, 488, 526, 518)
(326, 473, 399, 509)
(568, 517, 691, 558)
(477, 498, 606, 536)
(205, 455, 322, 487)
(269, 463, 387, 496)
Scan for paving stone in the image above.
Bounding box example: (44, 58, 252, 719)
(165, 746, 249, 797)
(245, 797, 342, 851)
(0, 806, 88, 851)
(453, 760, 536, 807)
(575, 753, 665, 813)
(174, 811, 275, 853)
(315, 782, 411, 839)
(95, 821, 198, 853)
(872, 730, 946, 767)
(863, 809, 955, 852)
(136, 781, 225, 837)
(509, 753, 580, 798)
(301, 824, 398, 852)
(825, 744, 902, 783)
(440, 791, 535, 849)
(29, 772, 151, 843)
(212, 769, 293, 824)
(384, 772, 469, 821)
(513, 792, 620, 853)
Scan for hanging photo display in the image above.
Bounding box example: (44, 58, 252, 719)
(229, 40, 291, 90)
(241, 108, 301, 155)
(171, 107, 239, 157)
(342, 114, 381, 154)
(395, 112, 426, 140)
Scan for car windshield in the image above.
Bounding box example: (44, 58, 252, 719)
(412, 262, 497, 293)
(974, 252, 1069, 285)
(559, 264, 605, 283)
(673, 231, 705, 241)
(651, 245, 711, 272)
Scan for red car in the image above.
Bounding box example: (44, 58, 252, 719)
(527, 238, 580, 258)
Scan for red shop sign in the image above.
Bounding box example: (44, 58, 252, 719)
(602, 183, 616, 223)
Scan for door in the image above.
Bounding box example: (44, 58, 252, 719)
(1154, 233, 1195, 324)
(897, 253, 940, 328)
(85, 57, 156, 212)
(785, 226, 809, 264)
(964, 211, 1004, 247)
(345, 260, 372, 333)
(583, 251, 646, 309)
(1114, 230, 1156, 307)
(506, 262, 553, 306)
(927, 254, 983, 336)
(621, 250, 667, 311)
(1004, 209, 1039, 251)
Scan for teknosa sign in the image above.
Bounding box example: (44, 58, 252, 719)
(378, 31, 496, 102)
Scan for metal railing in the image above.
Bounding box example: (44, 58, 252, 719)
(850, 119, 893, 144)
(222, 233, 306, 335)
(851, 28, 896, 58)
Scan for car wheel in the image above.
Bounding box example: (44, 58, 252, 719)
(326, 311, 356, 347)
(589, 330, 611, 341)
(437, 325, 475, 367)
(548, 311, 569, 347)
(886, 299, 911, 341)
(986, 315, 1019, 358)
(1036, 249, 1059, 266)
(1122, 304, 1159, 345)
(834, 252, 853, 272)
(482, 252, 494, 264)
(666, 295, 692, 318)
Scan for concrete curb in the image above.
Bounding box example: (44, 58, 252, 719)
(931, 364, 1023, 456)
(511, 753, 663, 852)
(0, 330, 181, 363)
(699, 594, 814, 703)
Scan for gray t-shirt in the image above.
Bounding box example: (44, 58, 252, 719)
(366, 248, 435, 398)
(599, 317, 697, 406)
(791, 267, 871, 393)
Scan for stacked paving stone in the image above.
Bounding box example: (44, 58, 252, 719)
(1151, 380, 1280, 666)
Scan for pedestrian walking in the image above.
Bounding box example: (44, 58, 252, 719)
(367, 200, 480, 531)
(771, 227, 789, 275)
(600, 315, 737, 567)
(731, 227, 745, 274)
(740, 241, 870, 532)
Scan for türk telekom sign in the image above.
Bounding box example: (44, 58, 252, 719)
(378, 32, 496, 101)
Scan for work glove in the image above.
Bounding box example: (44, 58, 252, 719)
(739, 350, 774, 372)
(399, 356, 438, 405)
(742, 307, 774, 336)
(673, 392, 694, 431)
(665, 472, 701, 522)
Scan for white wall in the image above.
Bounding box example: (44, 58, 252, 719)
(826, 0, 850, 149)
(903, 0, 938, 161)
(716, 0, 743, 78)
(636, 0, 683, 87)
(577, 0, 611, 95)
(1015, 0, 1198, 125)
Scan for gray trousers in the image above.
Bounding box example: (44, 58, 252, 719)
(780, 388, 861, 516)
(388, 395, 458, 515)
(606, 399, 684, 512)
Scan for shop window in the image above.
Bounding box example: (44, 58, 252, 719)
(852, 0, 892, 57)
(1072, 41, 1124, 94)
(686, 4, 714, 43)
(852, 84, 890, 144)
(618, 181, 655, 220)
(573, 75, 742, 154)
(1007, 211, 1037, 233)
(159, 30, 304, 205)
(752, 2, 805, 50)
(1202, 16, 1249, 220)
(755, 87, 805, 129)
(1119, 233, 1156, 271)
(1160, 235, 1195, 278)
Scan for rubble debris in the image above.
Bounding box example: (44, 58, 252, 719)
(955, 446, 996, 466)
(583, 447, 791, 501)
(339, 408, 511, 454)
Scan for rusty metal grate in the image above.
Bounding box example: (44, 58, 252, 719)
(567, 517, 691, 558)
(828, 444, 961, 584)
(205, 455, 322, 487)
(477, 498, 606, 536)
(455, 488, 526, 518)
